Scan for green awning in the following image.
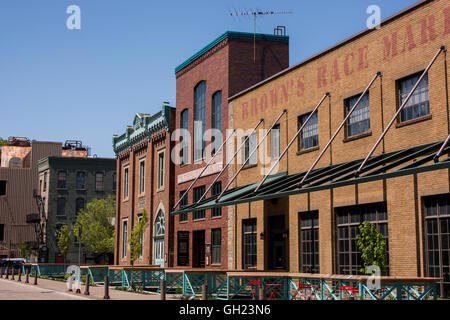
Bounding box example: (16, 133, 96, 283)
(170, 140, 450, 215)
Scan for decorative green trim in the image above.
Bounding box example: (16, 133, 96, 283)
(175, 31, 289, 74)
(112, 102, 174, 155)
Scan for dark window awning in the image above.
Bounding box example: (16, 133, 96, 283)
(170, 140, 450, 215)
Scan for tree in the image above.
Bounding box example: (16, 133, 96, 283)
(129, 208, 149, 267)
(55, 225, 72, 263)
(18, 242, 32, 261)
(356, 221, 387, 274)
(73, 196, 115, 263)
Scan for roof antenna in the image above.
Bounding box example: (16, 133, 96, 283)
(230, 10, 291, 62)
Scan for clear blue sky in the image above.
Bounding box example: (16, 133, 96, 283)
(0, 0, 418, 158)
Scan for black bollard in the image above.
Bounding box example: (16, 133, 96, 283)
(33, 269, 38, 285)
(11, 268, 15, 280)
(104, 276, 110, 299)
(5, 267, 9, 280)
(84, 274, 90, 295)
(17, 269, 22, 282)
(25, 268, 29, 284)
(202, 283, 208, 300)
(160, 280, 166, 300)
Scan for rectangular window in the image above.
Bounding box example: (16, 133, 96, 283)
(139, 160, 145, 194)
(43, 172, 47, 192)
(242, 133, 257, 165)
(124, 167, 129, 200)
(179, 191, 188, 222)
(336, 202, 389, 275)
(298, 112, 318, 151)
(271, 124, 280, 161)
(299, 211, 319, 273)
(122, 219, 128, 258)
(57, 171, 67, 189)
(0, 224, 4, 241)
(193, 186, 206, 220)
(0, 180, 5, 196)
(177, 231, 189, 266)
(75, 198, 85, 215)
(158, 152, 164, 188)
(211, 182, 222, 218)
(243, 219, 257, 269)
(76, 172, 85, 190)
(424, 194, 450, 296)
(95, 173, 104, 191)
(398, 72, 430, 122)
(57, 198, 66, 216)
(345, 93, 371, 137)
(138, 215, 143, 258)
(211, 228, 222, 264)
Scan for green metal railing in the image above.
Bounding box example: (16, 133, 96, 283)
(10, 265, 439, 301)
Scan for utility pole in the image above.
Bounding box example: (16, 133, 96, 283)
(230, 10, 291, 61)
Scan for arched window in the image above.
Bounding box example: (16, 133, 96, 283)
(194, 81, 206, 161)
(212, 91, 222, 131)
(180, 109, 189, 165)
(75, 198, 85, 215)
(212, 91, 222, 154)
(154, 210, 165, 238)
(76, 172, 85, 189)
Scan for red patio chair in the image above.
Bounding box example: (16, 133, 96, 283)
(338, 285, 359, 299)
(250, 280, 261, 300)
(289, 283, 317, 300)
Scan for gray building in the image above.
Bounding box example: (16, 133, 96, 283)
(38, 156, 116, 264)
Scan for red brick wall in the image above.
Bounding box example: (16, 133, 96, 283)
(114, 108, 176, 266)
(173, 35, 289, 268)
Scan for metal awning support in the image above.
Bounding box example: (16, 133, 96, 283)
(254, 92, 330, 193)
(172, 129, 236, 210)
(196, 118, 264, 204)
(298, 71, 382, 187)
(434, 134, 450, 163)
(170, 140, 449, 215)
(217, 109, 288, 201)
(355, 46, 447, 177)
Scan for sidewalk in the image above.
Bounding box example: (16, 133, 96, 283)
(0, 276, 178, 300)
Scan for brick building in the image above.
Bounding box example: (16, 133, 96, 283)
(171, 31, 289, 269)
(113, 103, 176, 267)
(38, 153, 116, 264)
(173, 0, 450, 295)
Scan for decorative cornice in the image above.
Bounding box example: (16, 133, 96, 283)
(112, 102, 174, 156)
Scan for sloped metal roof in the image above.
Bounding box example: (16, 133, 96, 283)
(171, 140, 450, 215)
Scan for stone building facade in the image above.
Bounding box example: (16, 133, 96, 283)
(38, 156, 116, 264)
